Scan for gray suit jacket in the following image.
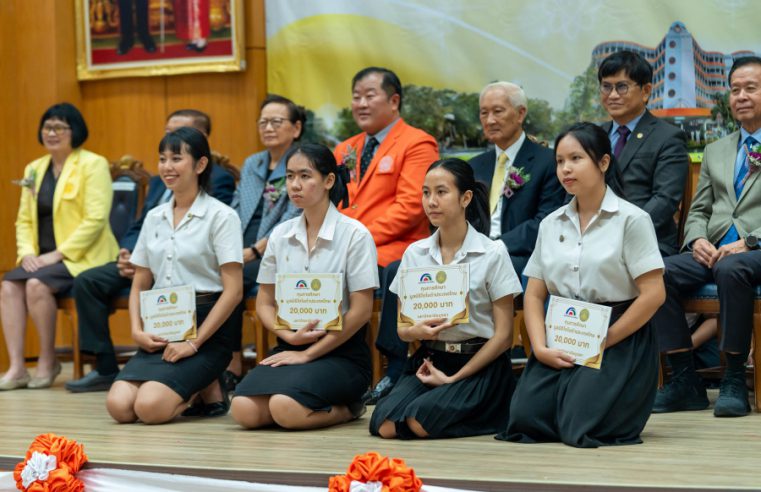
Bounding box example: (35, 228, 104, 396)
(683, 131, 761, 249)
(602, 110, 689, 256)
(232, 150, 301, 243)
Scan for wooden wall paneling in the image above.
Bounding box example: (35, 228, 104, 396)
(80, 78, 168, 172)
(246, 0, 266, 49)
(165, 48, 267, 166)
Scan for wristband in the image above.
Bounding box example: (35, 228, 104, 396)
(186, 340, 198, 353)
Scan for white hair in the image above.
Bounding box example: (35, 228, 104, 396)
(479, 82, 527, 110)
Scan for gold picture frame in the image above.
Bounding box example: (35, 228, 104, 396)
(76, 0, 245, 80)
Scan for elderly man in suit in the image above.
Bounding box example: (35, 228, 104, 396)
(598, 50, 689, 256)
(65, 109, 235, 392)
(334, 67, 439, 403)
(652, 56, 761, 417)
(469, 81, 564, 277)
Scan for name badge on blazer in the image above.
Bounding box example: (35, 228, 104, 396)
(377, 155, 395, 174)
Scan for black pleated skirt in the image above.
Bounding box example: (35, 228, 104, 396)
(369, 345, 515, 439)
(115, 296, 239, 401)
(234, 326, 371, 412)
(497, 318, 658, 448)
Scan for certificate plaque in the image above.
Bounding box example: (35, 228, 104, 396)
(139, 285, 196, 342)
(275, 273, 343, 331)
(546, 295, 612, 369)
(398, 264, 469, 327)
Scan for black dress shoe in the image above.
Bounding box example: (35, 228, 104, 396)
(185, 42, 207, 53)
(362, 376, 395, 405)
(141, 36, 156, 53)
(65, 370, 117, 393)
(116, 40, 134, 55)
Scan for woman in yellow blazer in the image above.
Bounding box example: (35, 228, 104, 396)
(0, 103, 118, 391)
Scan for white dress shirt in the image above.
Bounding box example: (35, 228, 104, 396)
(390, 223, 523, 342)
(131, 191, 243, 292)
(524, 187, 664, 303)
(258, 203, 379, 313)
(490, 131, 527, 239)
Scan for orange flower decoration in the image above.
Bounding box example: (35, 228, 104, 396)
(329, 452, 423, 492)
(13, 434, 88, 492)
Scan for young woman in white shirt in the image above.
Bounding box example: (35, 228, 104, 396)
(498, 122, 666, 447)
(231, 143, 379, 430)
(106, 127, 243, 424)
(370, 158, 523, 439)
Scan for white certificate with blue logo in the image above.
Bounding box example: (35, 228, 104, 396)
(275, 273, 343, 331)
(546, 295, 612, 369)
(139, 284, 196, 342)
(397, 264, 469, 327)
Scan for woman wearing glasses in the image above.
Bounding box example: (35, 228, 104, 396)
(216, 95, 306, 395)
(1, 102, 118, 390)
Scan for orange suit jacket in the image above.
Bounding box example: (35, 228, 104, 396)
(334, 119, 439, 267)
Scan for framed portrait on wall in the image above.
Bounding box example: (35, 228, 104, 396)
(75, 0, 245, 80)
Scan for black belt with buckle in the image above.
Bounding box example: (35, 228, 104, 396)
(196, 291, 221, 306)
(422, 337, 488, 354)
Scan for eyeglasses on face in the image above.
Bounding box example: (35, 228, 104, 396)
(257, 117, 289, 129)
(41, 124, 71, 135)
(599, 82, 638, 96)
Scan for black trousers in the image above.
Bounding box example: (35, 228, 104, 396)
(375, 254, 529, 360)
(651, 250, 761, 354)
(73, 262, 131, 356)
(118, 0, 151, 43)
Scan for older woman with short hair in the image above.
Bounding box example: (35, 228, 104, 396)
(1, 102, 118, 390)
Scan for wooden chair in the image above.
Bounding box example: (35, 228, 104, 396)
(676, 154, 761, 412)
(212, 151, 240, 182)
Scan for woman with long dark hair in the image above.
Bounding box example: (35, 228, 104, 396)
(498, 122, 665, 447)
(370, 158, 522, 439)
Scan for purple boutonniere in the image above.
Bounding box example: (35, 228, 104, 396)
(744, 142, 761, 184)
(262, 177, 286, 208)
(502, 166, 531, 199)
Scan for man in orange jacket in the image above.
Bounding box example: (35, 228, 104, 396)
(334, 67, 439, 402)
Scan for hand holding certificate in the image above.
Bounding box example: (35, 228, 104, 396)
(398, 264, 469, 327)
(139, 285, 197, 342)
(275, 273, 343, 331)
(545, 295, 612, 369)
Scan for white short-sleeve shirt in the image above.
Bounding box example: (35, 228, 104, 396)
(131, 191, 243, 292)
(390, 223, 523, 342)
(258, 203, 379, 313)
(524, 187, 664, 303)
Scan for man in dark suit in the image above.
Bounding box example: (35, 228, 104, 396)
(116, 0, 156, 55)
(470, 81, 564, 277)
(598, 50, 689, 256)
(652, 56, 761, 417)
(65, 109, 235, 392)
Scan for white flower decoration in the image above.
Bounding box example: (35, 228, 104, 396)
(21, 451, 57, 488)
(350, 480, 384, 492)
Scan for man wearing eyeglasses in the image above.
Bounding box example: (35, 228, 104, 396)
(598, 50, 689, 256)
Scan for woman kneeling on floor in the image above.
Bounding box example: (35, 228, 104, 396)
(370, 158, 523, 439)
(231, 143, 378, 430)
(106, 127, 243, 424)
(497, 122, 666, 447)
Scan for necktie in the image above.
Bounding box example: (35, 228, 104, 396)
(734, 136, 758, 198)
(359, 137, 379, 181)
(719, 135, 757, 246)
(489, 153, 509, 212)
(613, 126, 631, 159)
